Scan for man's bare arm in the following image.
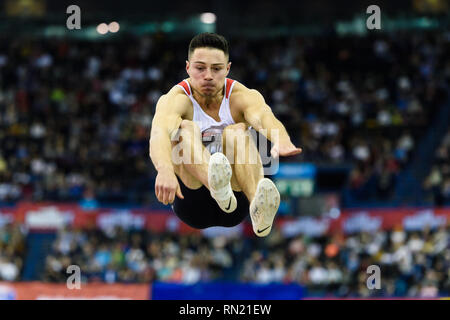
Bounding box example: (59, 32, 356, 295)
(240, 89, 302, 157)
(149, 89, 189, 204)
(149, 93, 183, 173)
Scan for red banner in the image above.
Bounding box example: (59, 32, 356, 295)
(1, 202, 449, 236)
(277, 207, 450, 236)
(0, 202, 200, 234)
(328, 208, 450, 233)
(0, 282, 150, 300)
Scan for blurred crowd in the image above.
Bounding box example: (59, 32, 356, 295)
(0, 31, 449, 206)
(0, 220, 448, 298)
(424, 128, 450, 205)
(39, 224, 450, 298)
(0, 223, 27, 281)
(240, 225, 450, 298)
(43, 226, 241, 284)
(229, 31, 448, 203)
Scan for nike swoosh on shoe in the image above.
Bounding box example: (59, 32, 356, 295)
(257, 225, 270, 234)
(225, 198, 232, 211)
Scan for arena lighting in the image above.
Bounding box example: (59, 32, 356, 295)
(200, 12, 216, 24)
(108, 21, 120, 33)
(96, 23, 108, 34)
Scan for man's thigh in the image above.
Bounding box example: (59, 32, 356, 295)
(171, 139, 203, 190)
(230, 165, 243, 192)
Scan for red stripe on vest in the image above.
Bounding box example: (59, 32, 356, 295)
(178, 81, 191, 96)
(225, 79, 234, 99)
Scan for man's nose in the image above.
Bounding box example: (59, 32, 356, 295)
(204, 68, 213, 80)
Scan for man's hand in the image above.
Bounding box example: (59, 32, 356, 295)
(155, 169, 184, 205)
(270, 140, 302, 158)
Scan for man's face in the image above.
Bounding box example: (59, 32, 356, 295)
(186, 47, 231, 97)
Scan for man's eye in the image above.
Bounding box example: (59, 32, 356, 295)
(214, 68, 221, 71)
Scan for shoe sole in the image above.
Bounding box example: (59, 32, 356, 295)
(208, 152, 232, 192)
(208, 152, 236, 213)
(251, 178, 280, 237)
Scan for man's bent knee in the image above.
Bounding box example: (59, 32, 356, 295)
(180, 119, 200, 131)
(222, 123, 247, 146)
(223, 123, 247, 135)
(176, 120, 201, 143)
(223, 123, 253, 165)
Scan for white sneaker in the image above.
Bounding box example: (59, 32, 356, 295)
(250, 178, 280, 237)
(208, 152, 237, 213)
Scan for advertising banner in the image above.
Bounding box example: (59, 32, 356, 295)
(0, 282, 150, 300)
(1, 202, 449, 236)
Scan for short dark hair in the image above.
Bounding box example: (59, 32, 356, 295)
(188, 33, 229, 60)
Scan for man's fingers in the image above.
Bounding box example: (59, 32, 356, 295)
(288, 147, 302, 155)
(162, 187, 170, 205)
(270, 147, 279, 158)
(155, 172, 183, 205)
(280, 147, 303, 157)
(168, 189, 176, 204)
(155, 186, 162, 202)
(156, 184, 166, 204)
(176, 184, 184, 199)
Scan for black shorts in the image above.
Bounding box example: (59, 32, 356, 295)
(172, 176, 250, 229)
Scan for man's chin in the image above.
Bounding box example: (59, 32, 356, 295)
(202, 88, 215, 96)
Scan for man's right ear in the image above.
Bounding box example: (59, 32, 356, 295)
(185, 60, 190, 74)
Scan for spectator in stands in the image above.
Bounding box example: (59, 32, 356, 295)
(424, 128, 450, 206)
(0, 223, 27, 281)
(240, 225, 449, 298)
(43, 226, 236, 284)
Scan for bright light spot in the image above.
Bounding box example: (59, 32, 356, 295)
(200, 12, 216, 24)
(329, 207, 341, 219)
(96, 23, 108, 35)
(108, 21, 120, 33)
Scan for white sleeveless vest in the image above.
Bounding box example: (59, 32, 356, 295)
(177, 78, 236, 154)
